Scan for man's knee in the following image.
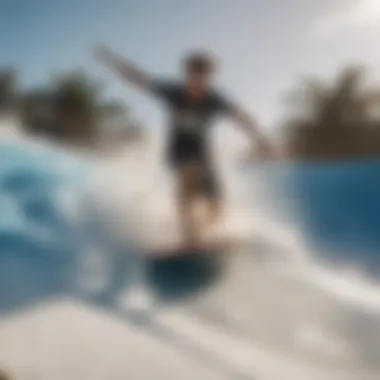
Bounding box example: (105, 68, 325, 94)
(179, 164, 201, 195)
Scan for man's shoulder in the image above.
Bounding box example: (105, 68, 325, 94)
(207, 87, 227, 102)
(152, 78, 185, 100)
(208, 86, 228, 100)
(155, 78, 184, 89)
(208, 87, 235, 113)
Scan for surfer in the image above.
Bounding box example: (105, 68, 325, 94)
(94, 45, 272, 247)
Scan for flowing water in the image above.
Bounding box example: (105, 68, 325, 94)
(0, 119, 379, 379)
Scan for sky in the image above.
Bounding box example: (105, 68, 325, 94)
(1, 0, 380, 135)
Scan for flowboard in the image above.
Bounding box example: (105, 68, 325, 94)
(147, 238, 237, 260)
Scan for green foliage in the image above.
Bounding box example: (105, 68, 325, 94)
(0, 68, 19, 108)
(283, 65, 380, 160)
(50, 69, 104, 121)
(1, 66, 143, 146)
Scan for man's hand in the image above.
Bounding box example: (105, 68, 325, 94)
(253, 136, 274, 159)
(230, 107, 277, 161)
(247, 134, 280, 163)
(93, 44, 111, 63)
(240, 137, 275, 166)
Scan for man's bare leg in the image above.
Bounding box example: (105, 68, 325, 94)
(200, 196, 222, 237)
(177, 164, 201, 246)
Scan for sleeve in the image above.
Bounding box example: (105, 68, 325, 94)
(150, 79, 176, 104)
(213, 92, 237, 116)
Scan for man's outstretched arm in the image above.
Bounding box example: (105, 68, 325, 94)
(229, 106, 274, 158)
(231, 107, 263, 142)
(94, 45, 152, 91)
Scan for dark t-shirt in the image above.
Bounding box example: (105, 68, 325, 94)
(151, 79, 235, 147)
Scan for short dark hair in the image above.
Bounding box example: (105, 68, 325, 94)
(184, 51, 215, 73)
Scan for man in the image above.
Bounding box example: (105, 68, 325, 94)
(95, 45, 272, 247)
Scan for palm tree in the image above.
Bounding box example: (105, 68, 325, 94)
(283, 66, 380, 160)
(20, 88, 61, 138)
(49, 69, 144, 146)
(48, 69, 106, 144)
(6, 67, 144, 146)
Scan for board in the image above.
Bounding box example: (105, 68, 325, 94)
(147, 238, 237, 259)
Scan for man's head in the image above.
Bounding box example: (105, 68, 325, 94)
(183, 51, 216, 91)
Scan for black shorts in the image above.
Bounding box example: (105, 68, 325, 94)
(167, 134, 221, 199)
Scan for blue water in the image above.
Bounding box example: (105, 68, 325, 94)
(1, 141, 380, 317)
(0, 142, 109, 307)
(287, 161, 380, 272)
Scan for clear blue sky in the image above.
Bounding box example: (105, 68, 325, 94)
(2, 0, 380, 133)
